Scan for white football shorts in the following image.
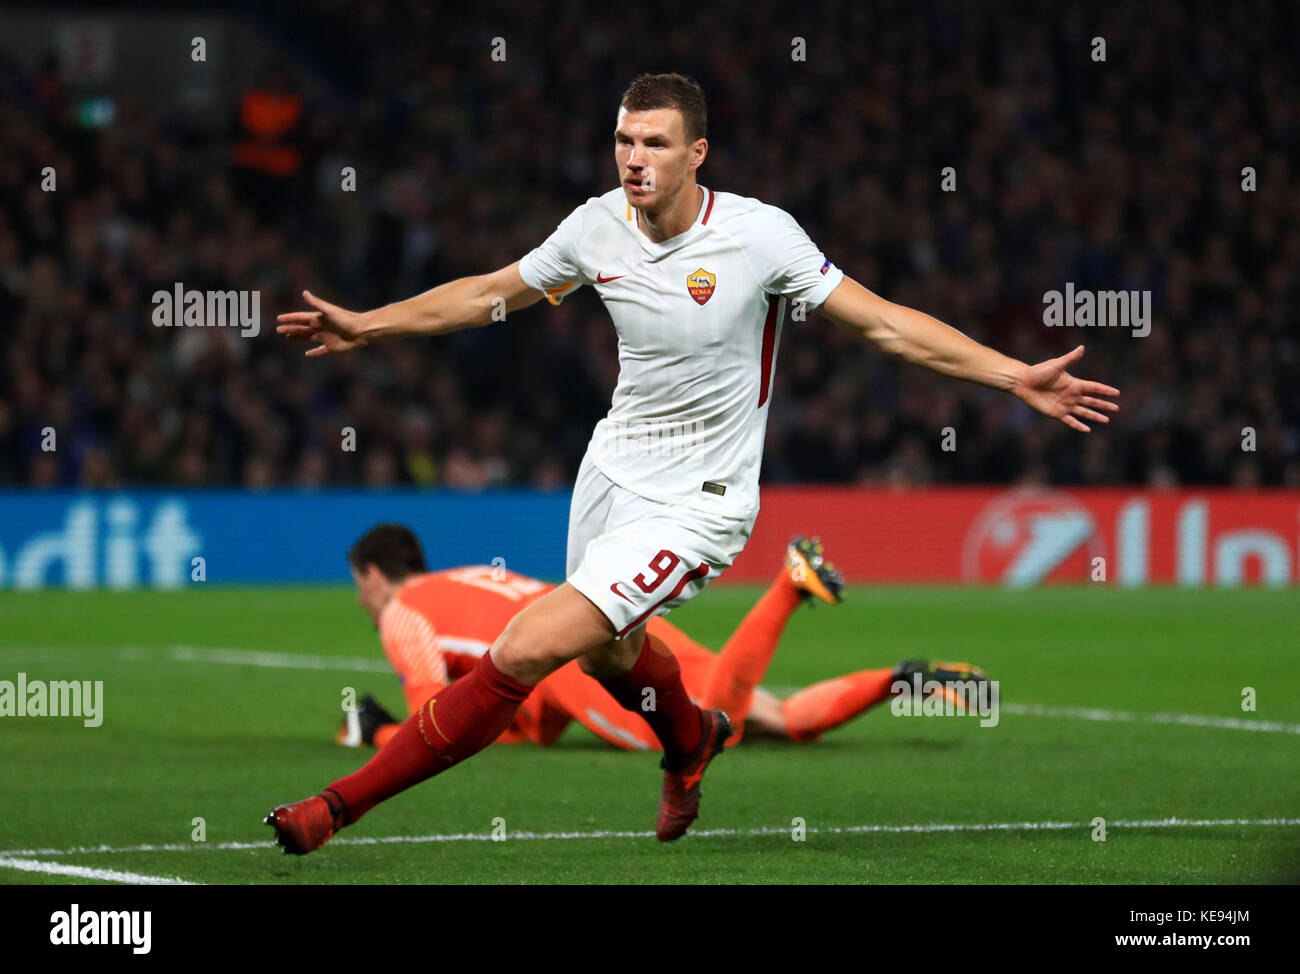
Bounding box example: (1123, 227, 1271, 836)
(566, 451, 755, 639)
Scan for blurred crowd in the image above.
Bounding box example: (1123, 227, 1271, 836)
(1, 0, 1297, 490)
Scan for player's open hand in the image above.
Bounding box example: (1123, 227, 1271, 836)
(1012, 345, 1120, 433)
(276, 290, 369, 357)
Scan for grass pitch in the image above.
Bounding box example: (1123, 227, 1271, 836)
(0, 585, 1296, 884)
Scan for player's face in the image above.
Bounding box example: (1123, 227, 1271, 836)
(351, 565, 387, 626)
(614, 107, 703, 210)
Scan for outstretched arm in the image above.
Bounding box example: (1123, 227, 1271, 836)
(276, 261, 545, 357)
(818, 276, 1120, 432)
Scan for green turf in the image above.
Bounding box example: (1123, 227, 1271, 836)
(0, 586, 1296, 883)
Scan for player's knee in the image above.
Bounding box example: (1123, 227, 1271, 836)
(575, 645, 615, 678)
(576, 630, 642, 679)
(491, 617, 568, 683)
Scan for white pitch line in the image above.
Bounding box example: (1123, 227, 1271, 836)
(0, 644, 391, 673)
(3, 645, 1297, 734)
(0, 855, 199, 885)
(761, 688, 1300, 735)
(2, 817, 1297, 859)
(167, 645, 390, 673)
(999, 703, 1300, 735)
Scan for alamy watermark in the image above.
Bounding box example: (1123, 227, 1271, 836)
(1043, 283, 1150, 338)
(0, 673, 103, 727)
(50, 904, 150, 954)
(151, 283, 260, 338)
(890, 672, 1000, 727)
(592, 417, 707, 458)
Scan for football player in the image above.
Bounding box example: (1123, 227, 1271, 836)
(269, 73, 1116, 853)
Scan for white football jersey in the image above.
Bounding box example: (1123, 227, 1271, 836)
(518, 185, 844, 520)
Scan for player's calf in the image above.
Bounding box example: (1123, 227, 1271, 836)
(593, 630, 705, 761)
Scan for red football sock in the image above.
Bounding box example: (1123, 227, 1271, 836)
(781, 668, 896, 741)
(327, 651, 532, 824)
(597, 632, 703, 760)
(702, 569, 803, 737)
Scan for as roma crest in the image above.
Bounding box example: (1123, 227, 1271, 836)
(687, 268, 716, 306)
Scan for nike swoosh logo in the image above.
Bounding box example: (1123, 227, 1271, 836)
(596, 273, 625, 283)
(610, 582, 635, 604)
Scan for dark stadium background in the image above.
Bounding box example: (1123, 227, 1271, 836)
(1, 0, 1295, 496)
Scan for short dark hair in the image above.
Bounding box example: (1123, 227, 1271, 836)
(619, 72, 707, 143)
(347, 523, 427, 582)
